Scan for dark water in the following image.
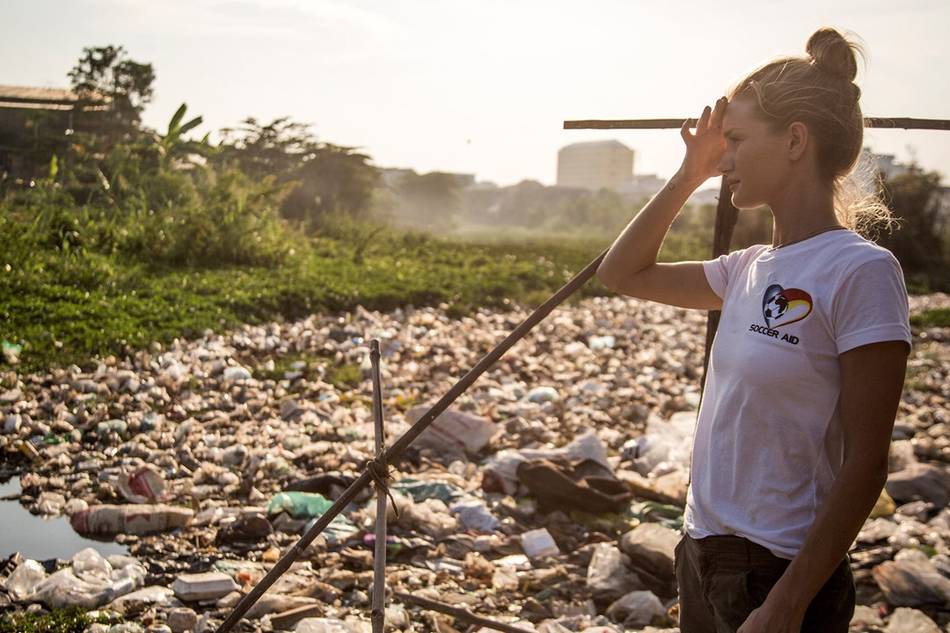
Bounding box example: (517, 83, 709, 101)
(0, 478, 127, 560)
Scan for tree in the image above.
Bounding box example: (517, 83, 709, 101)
(217, 117, 379, 229)
(217, 117, 312, 181)
(393, 172, 462, 231)
(156, 103, 210, 168)
(877, 167, 948, 289)
(283, 143, 378, 228)
(68, 45, 155, 134)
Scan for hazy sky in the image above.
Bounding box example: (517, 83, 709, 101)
(3, 0, 948, 187)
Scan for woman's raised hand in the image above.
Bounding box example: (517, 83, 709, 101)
(678, 97, 728, 184)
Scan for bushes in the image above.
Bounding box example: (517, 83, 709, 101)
(120, 167, 300, 267)
(3, 132, 300, 269)
(876, 169, 950, 292)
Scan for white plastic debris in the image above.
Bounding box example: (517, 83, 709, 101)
(521, 528, 559, 559)
(172, 571, 240, 602)
(3, 559, 47, 602)
(450, 497, 501, 532)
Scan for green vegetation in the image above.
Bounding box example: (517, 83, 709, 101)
(325, 362, 364, 391)
(0, 605, 113, 633)
(1, 222, 623, 373)
(910, 308, 950, 329)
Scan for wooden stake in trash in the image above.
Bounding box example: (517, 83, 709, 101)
(369, 339, 388, 633)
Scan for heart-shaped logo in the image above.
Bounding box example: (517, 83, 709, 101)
(762, 284, 813, 328)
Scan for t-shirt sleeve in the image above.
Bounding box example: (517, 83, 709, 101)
(832, 255, 912, 355)
(702, 246, 761, 300)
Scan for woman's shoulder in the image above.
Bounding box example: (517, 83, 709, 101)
(828, 230, 903, 276)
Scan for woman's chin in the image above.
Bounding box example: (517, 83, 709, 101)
(731, 194, 763, 211)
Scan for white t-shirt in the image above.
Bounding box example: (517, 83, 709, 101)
(684, 228, 912, 559)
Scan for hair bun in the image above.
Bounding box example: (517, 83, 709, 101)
(806, 27, 860, 82)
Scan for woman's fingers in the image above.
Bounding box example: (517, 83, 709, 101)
(697, 105, 711, 132)
(710, 97, 727, 129)
(682, 97, 728, 145)
(680, 119, 691, 143)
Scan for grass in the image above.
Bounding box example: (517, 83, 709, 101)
(324, 362, 363, 391)
(1, 231, 618, 374)
(910, 308, 950, 329)
(0, 606, 114, 633)
(3, 226, 944, 376)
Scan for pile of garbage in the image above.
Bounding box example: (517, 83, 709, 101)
(0, 292, 948, 632)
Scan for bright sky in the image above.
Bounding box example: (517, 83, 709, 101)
(3, 0, 948, 187)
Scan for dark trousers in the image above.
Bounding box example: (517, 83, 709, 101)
(674, 534, 855, 633)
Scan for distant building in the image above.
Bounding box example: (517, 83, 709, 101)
(557, 140, 634, 191)
(379, 167, 477, 190)
(861, 147, 914, 181)
(616, 173, 664, 200)
(379, 167, 415, 189)
(0, 84, 108, 180)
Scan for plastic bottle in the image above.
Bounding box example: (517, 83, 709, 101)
(70, 504, 194, 536)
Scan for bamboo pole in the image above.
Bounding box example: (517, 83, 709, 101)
(369, 340, 387, 633)
(563, 114, 950, 396)
(563, 116, 950, 130)
(700, 177, 739, 396)
(215, 249, 609, 633)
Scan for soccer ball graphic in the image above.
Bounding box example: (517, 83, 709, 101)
(763, 293, 789, 321)
(760, 283, 813, 328)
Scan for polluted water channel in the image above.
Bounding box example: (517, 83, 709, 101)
(0, 477, 127, 561)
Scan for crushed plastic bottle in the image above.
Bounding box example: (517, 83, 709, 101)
(70, 504, 194, 537)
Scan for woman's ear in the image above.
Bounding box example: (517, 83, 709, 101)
(787, 121, 809, 162)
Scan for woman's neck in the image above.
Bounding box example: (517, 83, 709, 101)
(768, 177, 841, 248)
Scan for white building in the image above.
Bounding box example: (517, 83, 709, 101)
(862, 148, 915, 181)
(556, 140, 634, 191)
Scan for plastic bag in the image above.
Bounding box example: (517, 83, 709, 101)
(3, 559, 46, 602)
(72, 547, 112, 584)
(605, 590, 666, 627)
(450, 497, 500, 532)
(586, 543, 642, 604)
(483, 430, 609, 495)
(267, 492, 334, 519)
(627, 412, 696, 477)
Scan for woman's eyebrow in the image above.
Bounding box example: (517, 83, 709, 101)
(723, 127, 744, 135)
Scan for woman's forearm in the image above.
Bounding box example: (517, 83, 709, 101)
(596, 169, 705, 286)
(768, 458, 887, 615)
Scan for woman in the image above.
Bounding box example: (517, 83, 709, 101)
(596, 28, 911, 633)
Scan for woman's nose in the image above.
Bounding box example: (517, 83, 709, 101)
(717, 155, 733, 176)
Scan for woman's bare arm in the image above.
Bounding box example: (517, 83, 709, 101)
(595, 171, 720, 310)
(596, 97, 729, 310)
(737, 340, 909, 632)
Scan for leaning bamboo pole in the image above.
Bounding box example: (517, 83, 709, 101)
(216, 251, 609, 632)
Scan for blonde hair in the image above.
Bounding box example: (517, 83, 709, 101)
(727, 27, 895, 237)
